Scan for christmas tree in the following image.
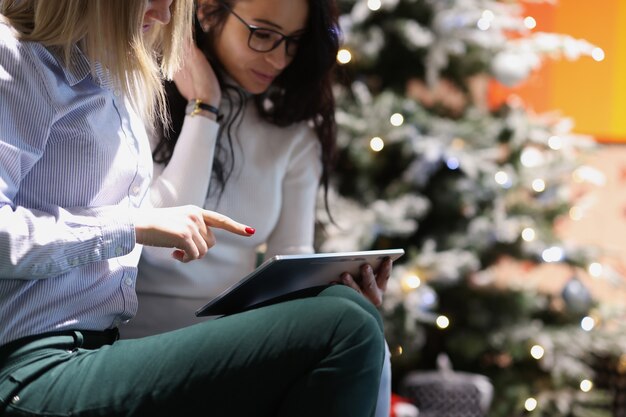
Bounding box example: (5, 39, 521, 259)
(316, 0, 625, 415)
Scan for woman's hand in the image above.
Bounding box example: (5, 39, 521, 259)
(173, 43, 221, 108)
(133, 205, 254, 263)
(340, 257, 393, 307)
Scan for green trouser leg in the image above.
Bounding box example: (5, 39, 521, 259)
(0, 285, 384, 417)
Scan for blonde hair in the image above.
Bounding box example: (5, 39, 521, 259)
(0, 0, 193, 127)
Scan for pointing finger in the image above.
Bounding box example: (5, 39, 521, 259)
(202, 210, 255, 237)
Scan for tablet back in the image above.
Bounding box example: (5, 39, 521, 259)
(195, 249, 405, 316)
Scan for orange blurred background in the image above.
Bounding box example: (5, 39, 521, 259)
(489, 0, 626, 142)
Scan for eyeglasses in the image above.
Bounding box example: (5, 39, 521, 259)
(221, 3, 303, 57)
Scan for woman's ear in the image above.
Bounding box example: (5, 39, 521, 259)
(196, 0, 219, 33)
(194, 8, 212, 51)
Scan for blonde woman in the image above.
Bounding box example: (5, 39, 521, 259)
(0, 1, 385, 416)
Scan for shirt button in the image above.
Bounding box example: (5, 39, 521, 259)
(131, 185, 141, 195)
(124, 277, 133, 286)
(70, 258, 79, 266)
(114, 90, 121, 97)
(115, 246, 124, 256)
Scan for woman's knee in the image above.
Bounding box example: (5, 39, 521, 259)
(319, 294, 385, 366)
(318, 284, 384, 332)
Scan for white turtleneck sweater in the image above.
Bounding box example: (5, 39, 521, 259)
(124, 96, 393, 417)
(123, 98, 321, 337)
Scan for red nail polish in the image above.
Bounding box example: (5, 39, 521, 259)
(245, 227, 256, 235)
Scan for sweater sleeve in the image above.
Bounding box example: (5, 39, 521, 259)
(142, 115, 220, 265)
(150, 115, 219, 208)
(264, 126, 322, 258)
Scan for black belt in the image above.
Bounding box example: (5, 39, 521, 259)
(0, 328, 119, 360)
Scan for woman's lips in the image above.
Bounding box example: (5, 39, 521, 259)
(251, 70, 275, 84)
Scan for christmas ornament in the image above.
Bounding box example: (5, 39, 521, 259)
(491, 51, 536, 87)
(561, 275, 593, 315)
(391, 393, 420, 417)
(593, 354, 626, 417)
(400, 354, 493, 417)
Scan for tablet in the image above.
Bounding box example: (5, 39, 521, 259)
(195, 248, 405, 317)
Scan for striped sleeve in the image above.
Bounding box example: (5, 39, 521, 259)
(0, 31, 57, 204)
(0, 30, 135, 279)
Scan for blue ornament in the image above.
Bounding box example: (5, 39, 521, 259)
(561, 276, 593, 314)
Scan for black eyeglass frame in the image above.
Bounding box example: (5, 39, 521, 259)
(220, 3, 303, 57)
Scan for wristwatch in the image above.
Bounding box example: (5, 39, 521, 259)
(185, 98, 219, 119)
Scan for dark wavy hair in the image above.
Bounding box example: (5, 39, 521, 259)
(153, 0, 340, 211)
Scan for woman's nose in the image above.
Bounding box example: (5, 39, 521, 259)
(265, 41, 290, 71)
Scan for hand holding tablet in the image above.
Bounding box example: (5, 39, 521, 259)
(196, 249, 405, 316)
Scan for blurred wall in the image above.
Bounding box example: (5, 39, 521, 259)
(490, 0, 626, 141)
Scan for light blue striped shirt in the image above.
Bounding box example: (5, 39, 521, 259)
(0, 22, 152, 345)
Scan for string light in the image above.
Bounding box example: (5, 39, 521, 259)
(548, 135, 563, 150)
(524, 16, 537, 29)
(494, 171, 511, 188)
(477, 10, 494, 30)
(580, 379, 593, 392)
(588, 262, 603, 278)
(477, 19, 490, 30)
(482, 10, 494, 20)
(521, 227, 536, 242)
(524, 398, 538, 412)
(367, 0, 381, 11)
(401, 274, 422, 292)
(572, 166, 606, 186)
(542, 246, 564, 263)
(370, 136, 384, 152)
(436, 315, 450, 329)
(390, 113, 404, 126)
(337, 48, 352, 64)
(520, 147, 543, 167)
(530, 345, 545, 360)
(482, 10, 495, 20)
(591, 47, 605, 62)
(531, 179, 546, 192)
(581, 316, 595, 331)
(446, 157, 460, 170)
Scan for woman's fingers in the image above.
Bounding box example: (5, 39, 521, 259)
(340, 258, 395, 307)
(134, 206, 254, 263)
(359, 264, 383, 306)
(172, 249, 185, 262)
(173, 44, 221, 105)
(340, 273, 362, 295)
(175, 210, 252, 263)
(202, 209, 255, 237)
(376, 258, 393, 292)
(181, 220, 212, 263)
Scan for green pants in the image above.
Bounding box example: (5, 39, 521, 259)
(0, 285, 384, 417)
